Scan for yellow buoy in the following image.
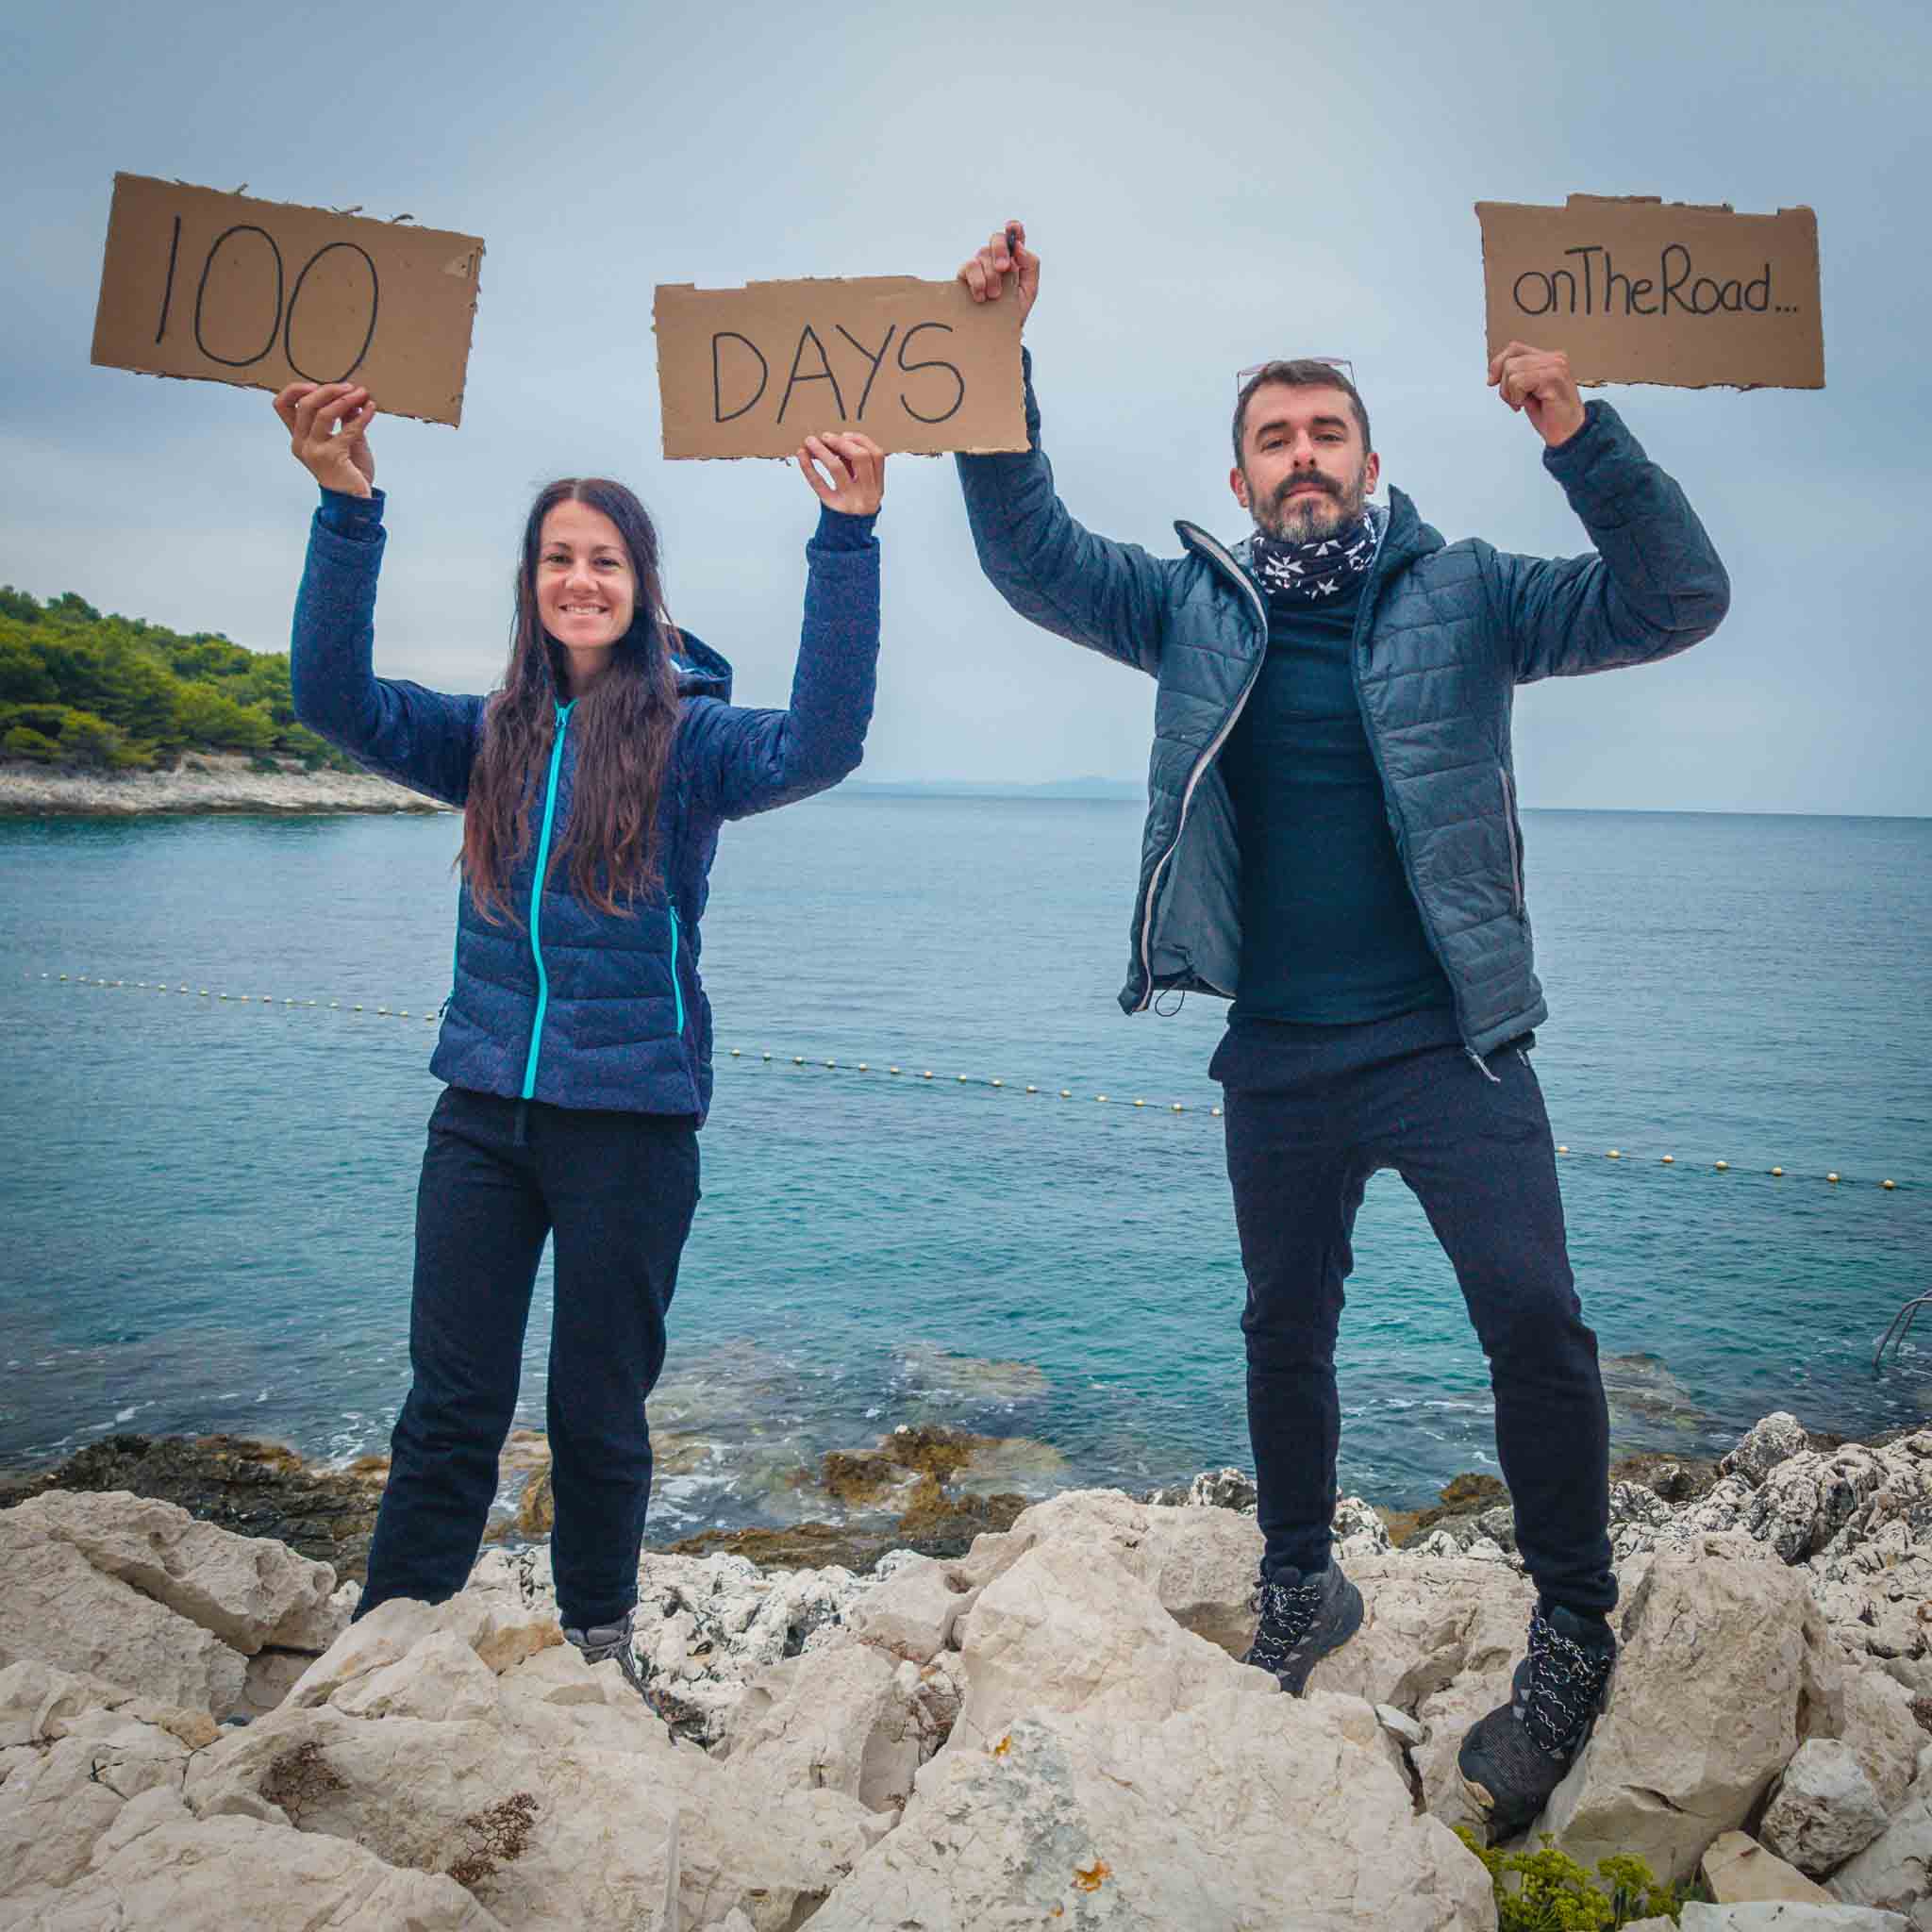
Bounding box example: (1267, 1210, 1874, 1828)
(1771, 1166, 1784, 1176)
(922, 1071, 933, 1079)
(1826, 1172, 1840, 1184)
(1133, 1098, 1145, 1108)
(1607, 1149, 1621, 1159)
(991, 1078, 1004, 1088)
(1059, 1089, 1072, 1098)
(889, 1065, 901, 1074)
(1661, 1155, 1674, 1164)
(1882, 1179, 1896, 1191)
(730, 1048, 741, 1058)
(1210, 1106, 1223, 1118)
(858, 1062, 869, 1072)
(1556, 1143, 1569, 1154)
(1095, 1094, 1108, 1103)
(1025, 1085, 1038, 1094)
(762, 1053, 772, 1061)
(1715, 1160, 1729, 1171)
(958, 1074, 968, 1083)
(793, 1056, 804, 1065)
(1172, 1103, 1184, 1113)
(825, 1060, 837, 1069)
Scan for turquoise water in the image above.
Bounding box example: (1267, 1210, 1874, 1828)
(2, 800, 1928, 1533)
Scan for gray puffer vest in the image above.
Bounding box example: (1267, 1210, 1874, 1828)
(958, 356, 1730, 1057)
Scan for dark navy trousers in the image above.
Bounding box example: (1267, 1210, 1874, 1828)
(356, 1085, 700, 1631)
(1212, 1014, 1616, 1616)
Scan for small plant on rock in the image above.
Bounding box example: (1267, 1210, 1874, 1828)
(1455, 1831, 1692, 1928)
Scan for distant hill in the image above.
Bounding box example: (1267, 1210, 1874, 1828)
(845, 777, 1143, 801)
(0, 586, 350, 774)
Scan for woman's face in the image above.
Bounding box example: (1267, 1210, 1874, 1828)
(535, 501, 637, 658)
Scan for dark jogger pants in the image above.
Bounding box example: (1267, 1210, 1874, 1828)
(356, 1086, 700, 1632)
(1212, 1018, 1616, 1616)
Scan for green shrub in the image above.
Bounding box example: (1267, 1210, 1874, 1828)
(1456, 1832, 1692, 1929)
(2, 724, 60, 762)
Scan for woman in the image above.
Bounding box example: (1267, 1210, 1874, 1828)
(279, 378, 884, 1690)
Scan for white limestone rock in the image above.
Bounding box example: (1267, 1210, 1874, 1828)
(1333, 1493, 1394, 1558)
(1685, 1907, 1912, 1928)
(1829, 1774, 1932, 1929)
(814, 1539, 1492, 1930)
(843, 1554, 971, 1663)
(3, 1810, 507, 1930)
(1, 1489, 340, 1655)
(1145, 1466, 1257, 1512)
(727, 1640, 932, 1812)
(957, 1488, 1264, 1660)
(1701, 1829, 1835, 1904)
(1539, 1536, 1825, 1885)
(1762, 1741, 1893, 1875)
(0, 1510, 246, 1718)
(1724, 1414, 1815, 1488)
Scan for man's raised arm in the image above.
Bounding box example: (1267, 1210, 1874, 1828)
(954, 221, 1175, 677)
(1482, 341, 1731, 684)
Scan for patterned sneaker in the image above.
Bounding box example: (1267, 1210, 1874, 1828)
(1457, 1605, 1617, 1842)
(1243, 1562, 1364, 1696)
(563, 1608, 650, 1702)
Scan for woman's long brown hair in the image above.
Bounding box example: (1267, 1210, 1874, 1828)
(461, 479, 682, 925)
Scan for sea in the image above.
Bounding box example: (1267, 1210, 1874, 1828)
(2, 798, 1928, 1538)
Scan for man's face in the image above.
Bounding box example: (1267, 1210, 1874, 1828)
(1231, 382, 1379, 542)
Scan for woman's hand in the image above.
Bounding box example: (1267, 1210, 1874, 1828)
(797, 432, 886, 517)
(274, 381, 377, 498)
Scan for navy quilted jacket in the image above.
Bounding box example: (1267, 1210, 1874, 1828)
(290, 491, 879, 1121)
(958, 356, 1729, 1057)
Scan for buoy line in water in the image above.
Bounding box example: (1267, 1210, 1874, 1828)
(28, 969, 1914, 1194)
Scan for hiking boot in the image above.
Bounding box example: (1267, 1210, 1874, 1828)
(1457, 1605, 1617, 1842)
(563, 1608, 650, 1703)
(1243, 1562, 1364, 1696)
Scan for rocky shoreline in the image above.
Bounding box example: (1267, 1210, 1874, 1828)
(0, 753, 443, 816)
(3, 1409, 1929, 1927)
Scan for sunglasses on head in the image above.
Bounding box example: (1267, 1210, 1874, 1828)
(1236, 357, 1356, 391)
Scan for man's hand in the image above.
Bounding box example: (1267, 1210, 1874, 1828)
(275, 381, 376, 497)
(1488, 341, 1586, 449)
(958, 220, 1039, 328)
(798, 432, 887, 516)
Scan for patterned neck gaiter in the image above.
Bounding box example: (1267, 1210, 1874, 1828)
(1250, 511, 1379, 604)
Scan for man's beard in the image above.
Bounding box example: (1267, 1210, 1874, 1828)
(1254, 465, 1369, 542)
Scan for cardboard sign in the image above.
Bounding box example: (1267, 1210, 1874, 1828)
(1474, 194, 1824, 391)
(654, 276, 1026, 458)
(91, 174, 485, 426)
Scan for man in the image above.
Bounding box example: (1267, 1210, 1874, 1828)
(953, 220, 1729, 1840)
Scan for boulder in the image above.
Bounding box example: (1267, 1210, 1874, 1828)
(183, 1596, 886, 1932)
(1762, 1742, 1891, 1876)
(1829, 1774, 1932, 1929)
(2, 1489, 340, 1652)
(1539, 1537, 1824, 1885)
(1145, 1466, 1257, 1512)
(1724, 1415, 1814, 1488)
(958, 1489, 1264, 1659)
(814, 1540, 1493, 1929)
(1703, 1829, 1837, 1903)
(1682, 1906, 1911, 1928)
(2, 1809, 507, 1930)
(727, 1640, 939, 1812)
(843, 1554, 971, 1663)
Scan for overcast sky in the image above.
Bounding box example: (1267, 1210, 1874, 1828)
(6, 0, 1926, 814)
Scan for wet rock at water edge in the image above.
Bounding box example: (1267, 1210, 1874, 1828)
(0, 1435, 387, 1584)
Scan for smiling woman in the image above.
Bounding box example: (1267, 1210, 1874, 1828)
(269, 375, 887, 1695)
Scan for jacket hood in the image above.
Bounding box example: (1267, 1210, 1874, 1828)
(670, 630, 732, 703)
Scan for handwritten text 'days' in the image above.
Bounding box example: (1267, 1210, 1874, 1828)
(655, 276, 1026, 459)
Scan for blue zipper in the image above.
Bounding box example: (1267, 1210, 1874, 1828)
(668, 905, 686, 1035)
(520, 701, 574, 1100)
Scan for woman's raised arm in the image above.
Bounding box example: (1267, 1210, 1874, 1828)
(281, 382, 485, 807)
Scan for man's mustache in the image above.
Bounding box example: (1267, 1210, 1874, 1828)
(1271, 472, 1341, 511)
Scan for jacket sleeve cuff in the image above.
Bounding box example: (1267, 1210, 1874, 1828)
(318, 487, 386, 541)
(811, 505, 878, 551)
(1541, 399, 1613, 479)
